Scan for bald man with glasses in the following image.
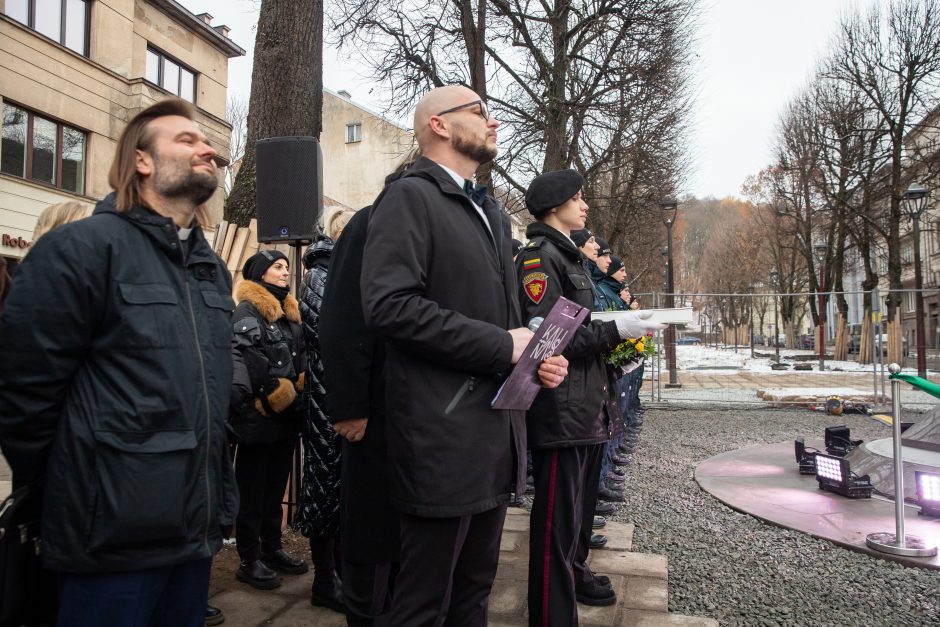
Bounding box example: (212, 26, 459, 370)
(359, 85, 568, 626)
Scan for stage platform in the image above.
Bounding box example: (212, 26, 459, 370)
(695, 441, 940, 570)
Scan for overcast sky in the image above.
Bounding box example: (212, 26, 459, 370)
(178, 0, 885, 200)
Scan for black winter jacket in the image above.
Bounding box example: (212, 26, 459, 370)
(295, 237, 341, 538)
(0, 194, 238, 573)
(320, 207, 399, 563)
(229, 280, 304, 444)
(361, 157, 525, 517)
(516, 222, 622, 449)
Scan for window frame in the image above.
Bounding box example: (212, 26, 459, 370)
(5, 0, 90, 56)
(346, 123, 362, 144)
(144, 46, 198, 104)
(1, 101, 87, 195)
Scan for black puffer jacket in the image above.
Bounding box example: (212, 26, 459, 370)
(361, 157, 525, 517)
(229, 280, 304, 444)
(0, 193, 238, 573)
(516, 222, 623, 449)
(294, 236, 341, 538)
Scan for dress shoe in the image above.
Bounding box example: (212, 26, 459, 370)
(261, 549, 309, 575)
(576, 579, 617, 606)
(594, 500, 615, 515)
(592, 515, 606, 529)
(592, 572, 612, 588)
(312, 573, 347, 613)
(598, 486, 624, 502)
(589, 534, 607, 549)
(509, 495, 525, 508)
(236, 560, 282, 590)
(205, 605, 224, 626)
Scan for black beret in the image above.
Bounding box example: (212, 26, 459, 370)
(243, 249, 289, 282)
(606, 255, 624, 277)
(525, 169, 584, 217)
(571, 228, 594, 248)
(511, 238, 524, 257)
(595, 237, 612, 257)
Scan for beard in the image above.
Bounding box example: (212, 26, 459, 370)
(451, 121, 497, 165)
(151, 151, 218, 206)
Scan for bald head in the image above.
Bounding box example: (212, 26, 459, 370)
(414, 85, 482, 147)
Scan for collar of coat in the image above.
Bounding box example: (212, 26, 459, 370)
(236, 280, 301, 324)
(402, 157, 498, 208)
(525, 221, 582, 260)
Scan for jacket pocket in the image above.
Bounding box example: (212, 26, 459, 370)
(201, 289, 236, 348)
(117, 282, 183, 348)
(87, 429, 197, 552)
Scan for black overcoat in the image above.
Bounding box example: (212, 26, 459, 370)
(319, 207, 398, 563)
(0, 194, 239, 573)
(360, 157, 525, 518)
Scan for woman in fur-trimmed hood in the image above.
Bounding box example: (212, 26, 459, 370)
(229, 249, 309, 590)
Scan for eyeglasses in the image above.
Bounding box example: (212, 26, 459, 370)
(435, 99, 490, 121)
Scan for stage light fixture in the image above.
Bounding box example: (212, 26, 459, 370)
(794, 437, 817, 475)
(824, 425, 862, 457)
(814, 453, 873, 499)
(915, 471, 940, 517)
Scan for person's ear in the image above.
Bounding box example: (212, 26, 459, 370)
(136, 150, 153, 177)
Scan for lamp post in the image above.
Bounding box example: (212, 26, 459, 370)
(902, 182, 929, 378)
(814, 243, 829, 372)
(661, 197, 680, 388)
(748, 283, 759, 358)
(770, 270, 780, 364)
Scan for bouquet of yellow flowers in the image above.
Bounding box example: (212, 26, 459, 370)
(607, 332, 657, 369)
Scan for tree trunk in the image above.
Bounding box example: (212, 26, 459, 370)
(888, 316, 903, 366)
(859, 307, 872, 365)
(225, 0, 323, 227)
(833, 313, 847, 361)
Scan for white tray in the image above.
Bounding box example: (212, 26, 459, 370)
(590, 307, 694, 326)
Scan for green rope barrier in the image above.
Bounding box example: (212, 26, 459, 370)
(889, 372, 940, 400)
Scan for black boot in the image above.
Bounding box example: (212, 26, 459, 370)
(261, 548, 309, 575)
(235, 560, 281, 590)
(312, 573, 347, 613)
(205, 605, 225, 626)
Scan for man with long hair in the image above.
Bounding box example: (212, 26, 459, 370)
(0, 99, 237, 627)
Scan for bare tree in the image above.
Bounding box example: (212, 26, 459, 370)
(826, 0, 940, 361)
(225, 0, 324, 227)
(224, 95, 249, 200)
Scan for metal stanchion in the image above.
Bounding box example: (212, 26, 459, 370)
(865, 363, 937, 557)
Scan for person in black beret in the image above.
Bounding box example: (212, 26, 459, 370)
(516, 169, 663, 622)
(511, 238, 524, 259)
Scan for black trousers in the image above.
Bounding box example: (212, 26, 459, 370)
(389, 504, 507, 627)
(234, 439, 296, 562)
(343, 560, 398, 627)
(528, 444, 604, 627)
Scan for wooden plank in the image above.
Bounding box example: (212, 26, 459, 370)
(212, 220, 229, 255)
(227, 227, 249, 275)
(220, 220, 237, 262)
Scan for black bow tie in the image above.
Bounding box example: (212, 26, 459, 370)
(463, 180, 488, 206)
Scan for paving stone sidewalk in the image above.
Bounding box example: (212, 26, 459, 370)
(208, 506, 718, 626)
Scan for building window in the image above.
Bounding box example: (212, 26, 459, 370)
(1, 103, 86, 195)
(906, 291, 916, 313)
(902, 242, 914, 264)
(145, 47, 197, 103)
(346, 123, 362, 143)
(4, 0, 89, 56)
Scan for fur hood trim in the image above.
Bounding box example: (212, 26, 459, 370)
(236, 280, 301, 324)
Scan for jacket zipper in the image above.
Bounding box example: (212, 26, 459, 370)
(181, 263, 212, 553)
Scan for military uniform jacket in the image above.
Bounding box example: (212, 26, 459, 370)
(361, 157, 524, 517)
(516, 222, 622, 449)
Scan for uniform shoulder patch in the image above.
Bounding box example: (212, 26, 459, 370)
(522, 256, 542, 270)
(522, 272, 548, 304)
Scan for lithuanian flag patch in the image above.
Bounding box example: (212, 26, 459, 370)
(522, 258, 541, 270)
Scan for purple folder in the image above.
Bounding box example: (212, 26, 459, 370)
(491, 297, 590, 410)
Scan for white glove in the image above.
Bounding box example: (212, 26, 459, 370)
(614, 311, 666, 339)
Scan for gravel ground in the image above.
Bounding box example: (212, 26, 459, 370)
(612, 405, 940, 626)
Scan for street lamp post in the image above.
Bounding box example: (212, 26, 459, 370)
(770, 270, 780, 364)
(661, 197, 680, 388)
(748, 283, 759, 358)
(814, 243, 829, 372)
(902, 182, 929, 378)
